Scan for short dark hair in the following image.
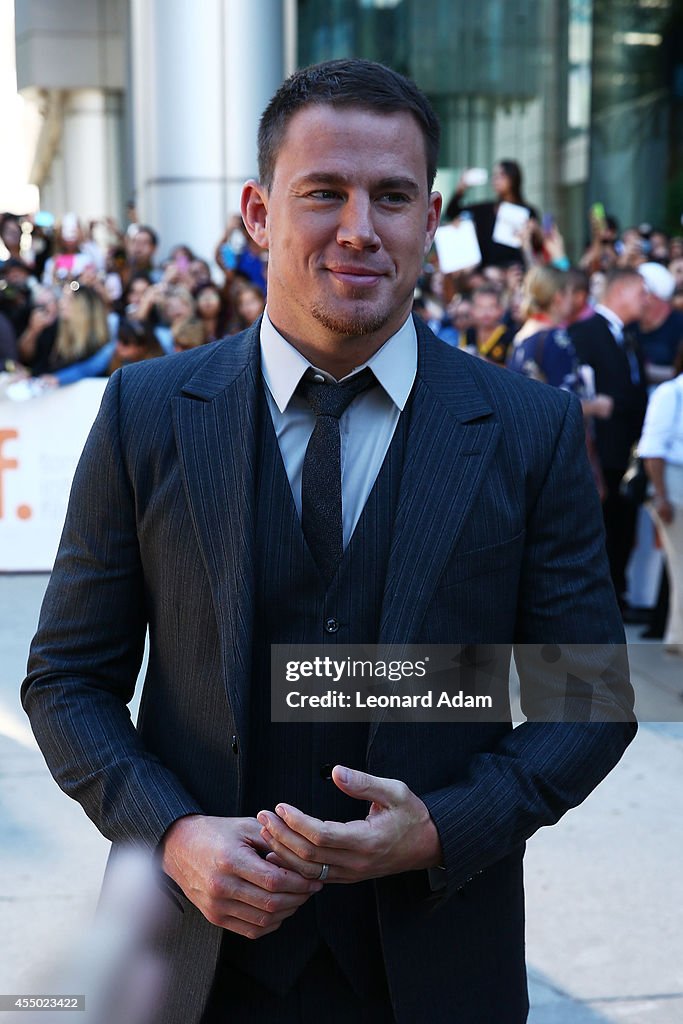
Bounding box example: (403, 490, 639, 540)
(472, 284, 503, 303)
(136, 225, 158, 248)
(566, 267, 590, 294)
(604, 267, 642, 291)
(257, 58, 440, 192)
(117, 316, 155, 348)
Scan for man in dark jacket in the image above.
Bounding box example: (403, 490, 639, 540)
(24, 60, 635, 1024)
(569, 267, 649, 607)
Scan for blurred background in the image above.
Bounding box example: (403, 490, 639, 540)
(1, 0, 682, 261)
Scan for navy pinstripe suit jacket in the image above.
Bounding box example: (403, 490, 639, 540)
(23, 316, 635, 1023)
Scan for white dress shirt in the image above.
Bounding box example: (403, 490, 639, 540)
(260, 310, 417, 548)
(594, 303, 624, 341)
(593, 303, 640, 385)
(638, 374, 683, 468)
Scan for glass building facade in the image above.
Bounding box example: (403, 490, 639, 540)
(298, 0, 683, 257)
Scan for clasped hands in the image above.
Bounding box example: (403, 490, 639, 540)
(161, 766, 441, 941)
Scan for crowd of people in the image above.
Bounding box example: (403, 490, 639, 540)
(415, 163, 683, 652)
(0, 210, 266, 384)
(1, 161, 682, 648)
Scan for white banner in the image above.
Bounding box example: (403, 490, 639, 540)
(0, 378, 107, 571)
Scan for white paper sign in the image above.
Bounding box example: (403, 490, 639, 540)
(492, 202, 530, 249)
(0, 378, 107, 571)
(434, 221, 482, 273)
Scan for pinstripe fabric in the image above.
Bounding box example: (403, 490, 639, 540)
(220, 385, 406, 998)
(22, 318, 635, 1024)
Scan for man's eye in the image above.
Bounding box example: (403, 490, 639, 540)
(309, 190, 341, 200)
(379, 193, 410, 204)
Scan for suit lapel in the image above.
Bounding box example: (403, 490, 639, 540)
(171, 326, 260, 742)
(379, 319, 500, 643)
(370, 322, 501, 745)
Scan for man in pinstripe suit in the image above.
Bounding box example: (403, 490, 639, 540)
(23, 61, 635, 1023)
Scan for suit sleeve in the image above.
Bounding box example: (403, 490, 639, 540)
(422, 394, 636, 896)
(21, 370, 203, 848)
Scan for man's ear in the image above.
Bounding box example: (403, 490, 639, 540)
(424, 191, 443, 256)
(241, 180, 269, 249)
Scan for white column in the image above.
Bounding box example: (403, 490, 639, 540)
(61, 89, 123, 221)
(223, 0, 286, 212)
(130, 0, 285, 262)
(40, 147, 67, 220)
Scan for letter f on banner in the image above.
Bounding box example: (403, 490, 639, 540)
(0, 429, 19, 519)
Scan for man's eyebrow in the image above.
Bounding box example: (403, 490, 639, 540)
(374, 176, 421, 194)
(292, 172, 421, 194)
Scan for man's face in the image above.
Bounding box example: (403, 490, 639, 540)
(472, 294, 502, 332)
(628, 277, 649, 322)
(611, 276, 648, 324)
(242, 104, 441, 355)
(641, 289, 665, 327)
(131, 231, 155, 264)
(451, 299, 473, 331)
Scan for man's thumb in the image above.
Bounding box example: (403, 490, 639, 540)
(331, 765, 397, 804)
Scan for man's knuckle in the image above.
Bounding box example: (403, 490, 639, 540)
(312, 825, 330, 846)
(206, 875, 224, 900)
(215, 852, 235, 874)
(396, 780, 409, 800)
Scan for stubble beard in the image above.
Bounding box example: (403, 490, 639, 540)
(308, 277, 410, 339)
(309, 300, 392, 338)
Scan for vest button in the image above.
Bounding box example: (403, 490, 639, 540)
(320, 763, 334, 780)
(231, 735, 239, 755)
(324, 617, 339, 633)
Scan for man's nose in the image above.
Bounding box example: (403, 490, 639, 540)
(336, 195, 381, 250)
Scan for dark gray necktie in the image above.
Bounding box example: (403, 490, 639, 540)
(297, 367, 378, 584)
(622, 326, 641, 386)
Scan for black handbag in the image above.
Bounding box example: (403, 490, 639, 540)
(619, 448, 648, 504)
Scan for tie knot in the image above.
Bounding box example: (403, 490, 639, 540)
(297, 366, 377, 419)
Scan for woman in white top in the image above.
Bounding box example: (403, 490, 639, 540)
(639, 343, 683, 653)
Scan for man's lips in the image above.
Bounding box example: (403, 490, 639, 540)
(326, 266, 387, 286)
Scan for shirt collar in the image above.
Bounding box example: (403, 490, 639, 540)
(259, 308, 417, 413)
(595, 303, 624, 336)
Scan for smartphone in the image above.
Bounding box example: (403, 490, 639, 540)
(542, 212, 555, 234)
(590, 202, 606, 229)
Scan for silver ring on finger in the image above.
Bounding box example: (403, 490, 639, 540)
(318, 863, 330, 882)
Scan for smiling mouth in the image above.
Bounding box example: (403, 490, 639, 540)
(327, 267, 386, 286)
